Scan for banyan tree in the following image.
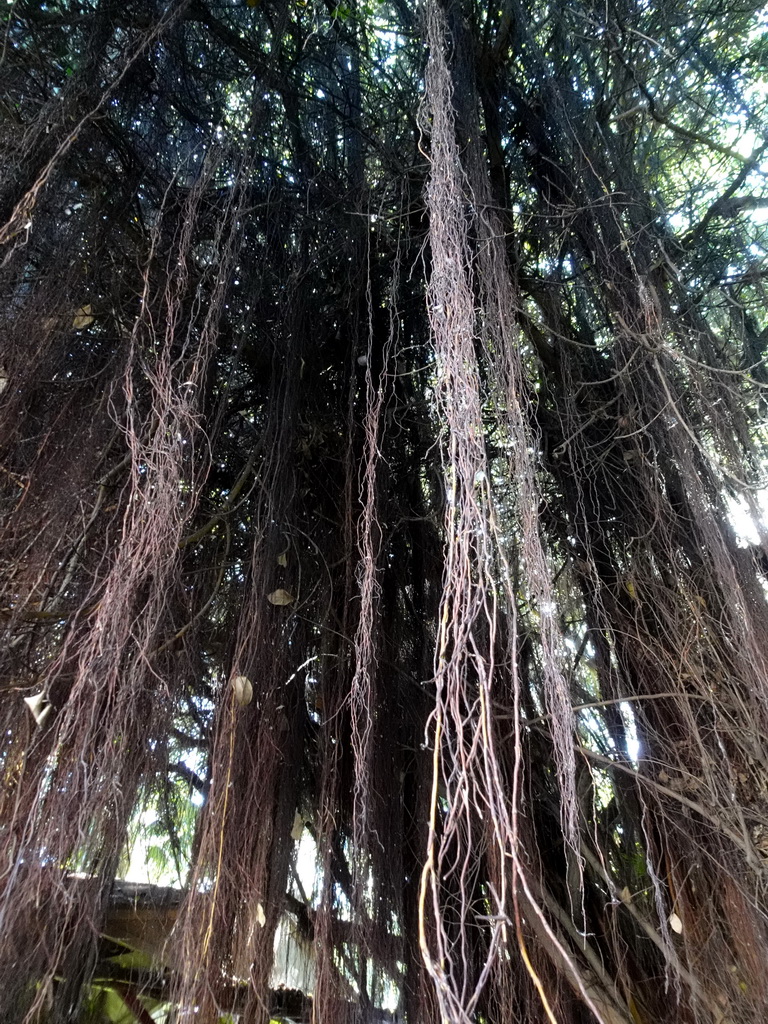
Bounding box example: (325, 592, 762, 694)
(2, 0, 768, 1021)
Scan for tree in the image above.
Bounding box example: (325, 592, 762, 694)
(1, 0, 768, 1021)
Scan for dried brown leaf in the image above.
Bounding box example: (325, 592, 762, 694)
(72, 304, 95, 329)
(231, 674, 253, 706)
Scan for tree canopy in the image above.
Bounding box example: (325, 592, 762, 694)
(1, 1, 768, 1022)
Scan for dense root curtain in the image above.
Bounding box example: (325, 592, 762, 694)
(1, 2, 768, 1024)
(419, 4, 602, 1021)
